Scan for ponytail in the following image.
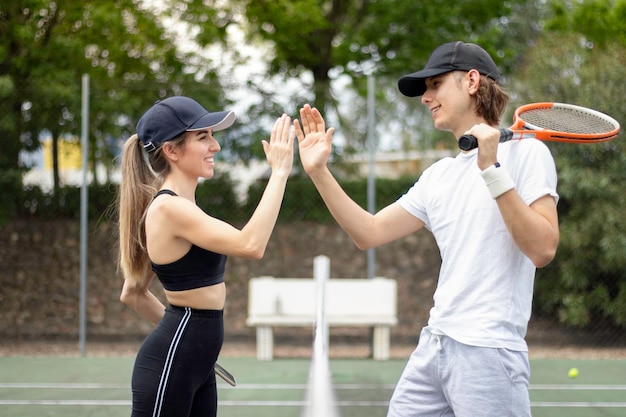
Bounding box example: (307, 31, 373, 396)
(117, 134, 159, 287)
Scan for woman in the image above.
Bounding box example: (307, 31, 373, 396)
(117, 96, 294, 417)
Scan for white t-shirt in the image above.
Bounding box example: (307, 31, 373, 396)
(397, 138, 558, 351)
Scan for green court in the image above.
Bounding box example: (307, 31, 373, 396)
(0, 356, 625, 417)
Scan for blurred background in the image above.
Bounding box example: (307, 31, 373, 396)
(1, 0, 625, 357)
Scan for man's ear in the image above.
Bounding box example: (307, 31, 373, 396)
(467, 69, 481, 95)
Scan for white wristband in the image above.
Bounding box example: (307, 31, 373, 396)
(480, 163, 515, 199)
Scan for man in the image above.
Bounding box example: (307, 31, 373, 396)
(294, 41, 559, 417)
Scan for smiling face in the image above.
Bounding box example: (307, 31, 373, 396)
(178, 129, 221, 179)
(421, 70, 481, 139)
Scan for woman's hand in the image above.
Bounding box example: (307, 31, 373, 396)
(262, 114, 295, 177)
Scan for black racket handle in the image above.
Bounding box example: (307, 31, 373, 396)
(215, 363, 237, 386)
(458, 128, 514, 151)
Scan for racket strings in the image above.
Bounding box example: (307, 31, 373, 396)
(520, 108, 618, 135)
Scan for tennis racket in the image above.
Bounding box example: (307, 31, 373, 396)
(458, 102, 620, 151)
(215, 363, 237, 386)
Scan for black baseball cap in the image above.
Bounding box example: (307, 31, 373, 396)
(137, 96, 236, 152)
(398, 41, 501, 97)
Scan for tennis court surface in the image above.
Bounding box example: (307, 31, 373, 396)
(1, 356, 625, 417)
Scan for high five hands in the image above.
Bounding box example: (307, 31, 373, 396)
(294, 104, 335, 175)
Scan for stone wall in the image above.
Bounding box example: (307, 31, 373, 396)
(0, 219, 441, 344)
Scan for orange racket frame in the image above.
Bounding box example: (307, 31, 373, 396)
(458, 102, 620, 151)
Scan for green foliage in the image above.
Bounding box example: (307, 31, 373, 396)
(245, 175, 328, 222)
(245, 173, 416, 222)
(546, 0, 626, 47)
(18, 183, 117, 221)
(0, 169, 24, 225)
(15, 174, 242, 225)
(343, 176, 417, 210)
(226, 0, 531, 153)
(517, 31, 626, 329)
(238, 0, 518, 79)
(0, 1, 230, 193)
(13, 175, 418, 232)
(195, 173, 245, 222)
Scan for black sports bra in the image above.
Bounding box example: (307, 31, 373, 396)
(150, 190, 227, 291)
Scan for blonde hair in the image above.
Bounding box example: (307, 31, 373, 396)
(117, 133, 185, 287)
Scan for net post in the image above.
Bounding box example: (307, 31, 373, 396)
(301, 255, 341, 417)
(313, 255, 330, 350)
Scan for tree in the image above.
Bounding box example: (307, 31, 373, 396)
(201, 0, 542, 153)
(0, 0, 231, 209)
(510, 0, 626, 329)
(73, 0, 230, 185)
(548, 0, 626, 47)
(516, 29, 626, 329)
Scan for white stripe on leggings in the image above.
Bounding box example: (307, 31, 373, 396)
(152, 307, 191, 417)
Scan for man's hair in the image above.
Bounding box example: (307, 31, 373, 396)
(454, 72, 509, 126)
(474, 75, 509, 126)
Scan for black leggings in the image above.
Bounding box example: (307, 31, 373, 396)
(130, 305, 224, 417)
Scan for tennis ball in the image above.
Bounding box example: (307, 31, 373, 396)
(568, 367, 579, 379)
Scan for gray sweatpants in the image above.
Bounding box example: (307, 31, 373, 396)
(387, 328, 531, 417)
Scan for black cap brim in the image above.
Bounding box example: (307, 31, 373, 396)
(398, 68, 454, 97)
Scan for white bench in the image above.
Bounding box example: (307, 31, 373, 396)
(246, 276, 398, 361)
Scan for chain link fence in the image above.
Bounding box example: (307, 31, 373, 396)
(1, 159, 626, 354)
(1, 85, 625, 354)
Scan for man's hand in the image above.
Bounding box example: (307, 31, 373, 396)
(463, 123, 501, 170)
(294, 104, 335, 175)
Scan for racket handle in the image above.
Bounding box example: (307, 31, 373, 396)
(215, 363, 237, 386)
(458, 128, 513, 151)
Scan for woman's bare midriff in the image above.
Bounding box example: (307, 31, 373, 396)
(164, 282, 226, 310)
